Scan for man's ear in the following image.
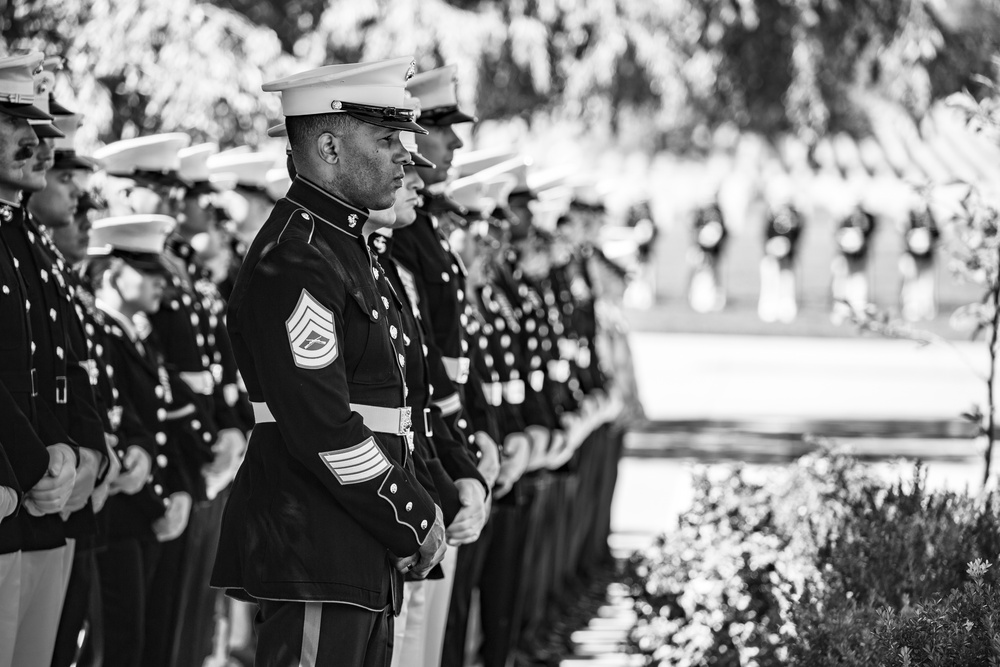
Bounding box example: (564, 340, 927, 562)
(316, 132, 340, 166)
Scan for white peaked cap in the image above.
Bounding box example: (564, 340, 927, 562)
(88, 214, 177, 255)
(263, 57, 421, 130)
(94, 133, 192, 176)
(207, 149, 282, 190)
(178, 143, 220, 183)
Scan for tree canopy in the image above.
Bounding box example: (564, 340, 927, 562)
(3, 0, 1000, 149)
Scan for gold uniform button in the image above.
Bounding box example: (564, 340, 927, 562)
(421, 520, 428, 530)
(390, 483, 398, 494)
(406, 502, 413, 512)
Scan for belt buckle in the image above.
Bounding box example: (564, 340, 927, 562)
(398, 407, 412, 436)
(56, 375, 68, 404)
(423, 407, 433, 438)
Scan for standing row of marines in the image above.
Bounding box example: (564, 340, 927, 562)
(0, 51, 638, 667)
(686, 193, 941, 322)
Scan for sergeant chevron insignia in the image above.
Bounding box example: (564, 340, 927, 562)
(286, 289, 338, 369)
(319, 437, 390, 484)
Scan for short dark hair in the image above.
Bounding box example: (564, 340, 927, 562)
(285, 113, 358, 152)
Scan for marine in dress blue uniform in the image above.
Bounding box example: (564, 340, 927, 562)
(363, 133, 490, 666)
(399, 65, 513, 667)
(211, 58, 445, 667)
(84, 214, 198, 667)
(0, 52, 90, 667)
(94, 132, 233, 667)
(26, 104, 116, 667)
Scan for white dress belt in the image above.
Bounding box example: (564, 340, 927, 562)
(252, 401, 413, 436)
(180, 370, 215, 396)
(442, 356, 471, 384)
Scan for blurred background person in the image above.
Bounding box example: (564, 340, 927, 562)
(899, 204, 940, 322)
(687, 198, 728, 313)
(759, 170, 804, 324)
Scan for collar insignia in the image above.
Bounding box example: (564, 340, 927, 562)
(373, 235, 387, 254)
(347, 213, 358, 228)
(0, 205, 11, 223)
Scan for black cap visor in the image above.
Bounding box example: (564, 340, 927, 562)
(30, 121, 66, 139)
(421, 190, 467, 217)
(48, 96, 74, 116)
(0, 102, 54, 122)
(114, 249, 171, 276)
(339, 102, 428, 134)
(408, 151, 436, 169)
(419, 105, 477, 126)
(53, 150, 98, 172)
(107, 169, 187, 190)
(509, 188, 536, 202)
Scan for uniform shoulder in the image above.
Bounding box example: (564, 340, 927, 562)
(249, 206, 350, 298)
(252, 204, 322, 268)
(274, 204, 319, 246)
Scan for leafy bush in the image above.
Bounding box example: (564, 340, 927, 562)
(626, 447, 1000, 667)
(867, 559, 1000, 666)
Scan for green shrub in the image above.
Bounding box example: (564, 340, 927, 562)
(626, 447, 1000, 667)
(868, 559, 1000, 666)
(814, 464, 1000, 610)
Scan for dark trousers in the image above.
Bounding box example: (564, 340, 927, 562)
(51, 544, 99, 667)
(516, 474, 554, 651)
(141, 527, 188, 667)
(254, 599, 393, 667)
(141, 492, 226, 667)
(479, 498, 534, 667)
(172, 493, 228, 667)
(442, 514, 495, 667)
(97, 538, 161, 667)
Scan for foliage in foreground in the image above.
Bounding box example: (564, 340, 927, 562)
(625, 448, 1000, 666)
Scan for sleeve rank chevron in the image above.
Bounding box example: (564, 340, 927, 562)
(285, 289, 339, 369)
(319, 437, 391, 484)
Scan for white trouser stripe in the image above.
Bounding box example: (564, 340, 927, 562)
(299, 602, 322, 667)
